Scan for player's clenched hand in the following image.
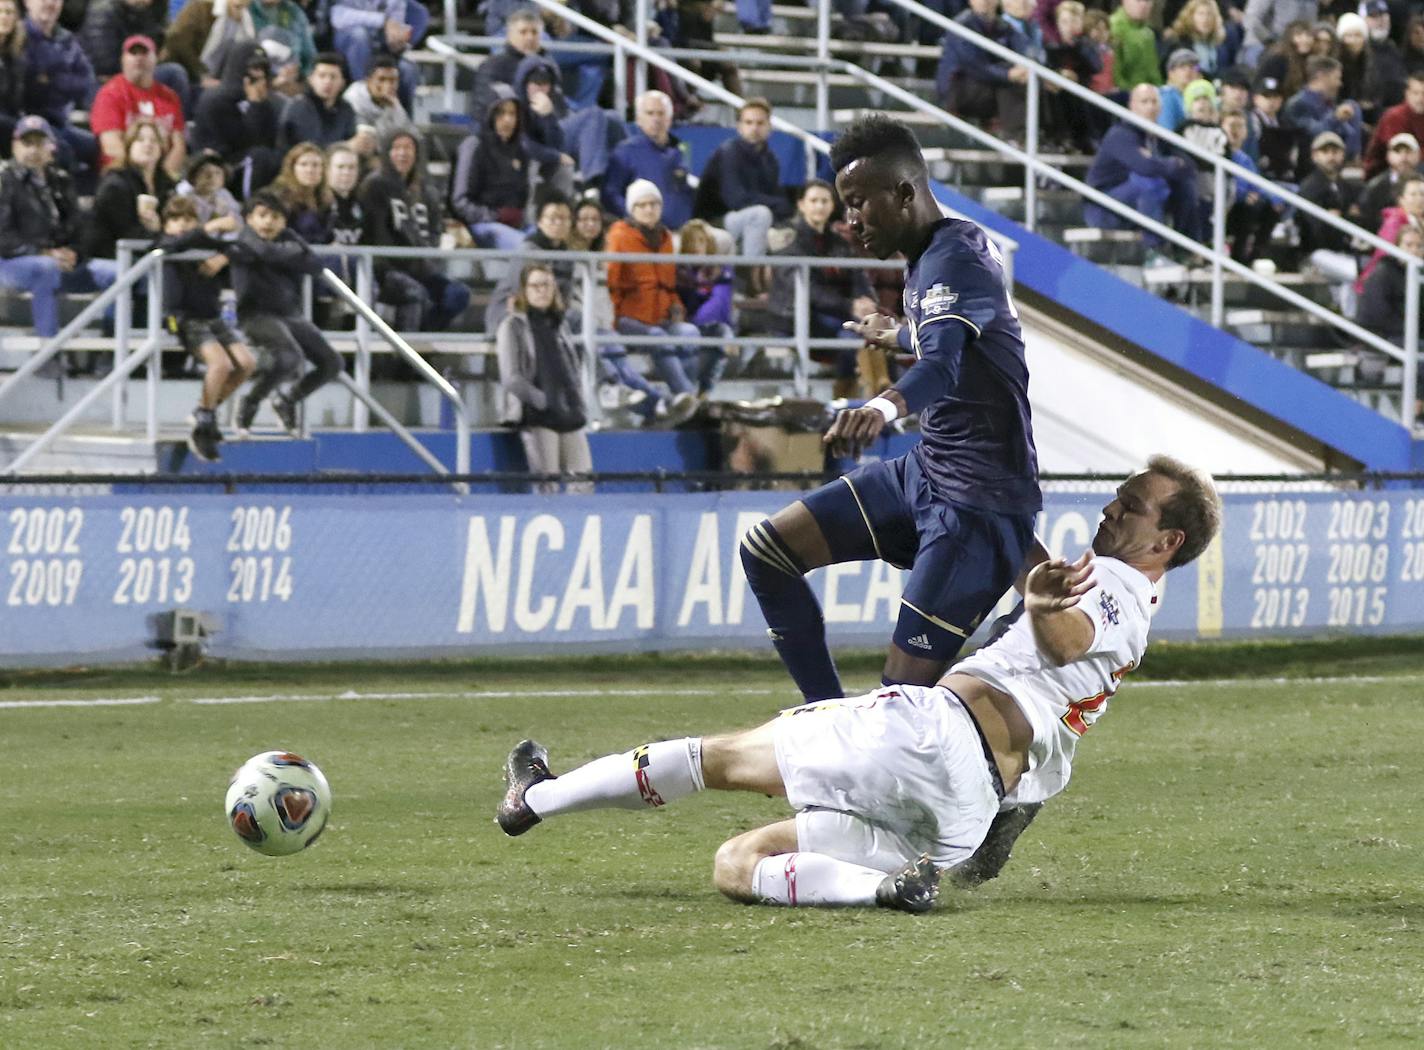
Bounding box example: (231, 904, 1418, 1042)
(1024, 551, 1095, 613)
(842, 312, 901, 350)
(824, 405, 887, 458)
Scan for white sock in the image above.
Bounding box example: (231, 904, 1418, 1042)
(524, 738, 704, 817)
(750, 852, 888, 907)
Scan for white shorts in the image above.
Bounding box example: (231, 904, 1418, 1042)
(772, 684, 1001, 870)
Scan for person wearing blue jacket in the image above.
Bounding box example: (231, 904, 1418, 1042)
(22, 0, 97, 181)
(601, 89, 694, 230)
(1283, 55, 1364, 160)
(936, 0, 1031, 143)
(1084, 84, 1203, 260)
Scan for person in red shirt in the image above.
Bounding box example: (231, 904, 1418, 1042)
(1363, 72, 1424, 179)
(89, 34, 186, 177)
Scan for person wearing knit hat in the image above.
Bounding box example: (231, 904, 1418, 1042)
(605, 174, 712, 423)
(1158, 47, 1202, 132)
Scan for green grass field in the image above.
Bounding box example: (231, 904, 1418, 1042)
(3, 648, 1423, 1049)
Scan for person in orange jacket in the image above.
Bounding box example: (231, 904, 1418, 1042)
(606, 178, 716, 419)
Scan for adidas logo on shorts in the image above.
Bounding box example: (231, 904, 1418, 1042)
(907, 633, 933, 651)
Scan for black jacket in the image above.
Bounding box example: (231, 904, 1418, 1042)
(696, 135, 792, 221)
(156, 228, 228, 320)
(359, 128, 444, 280)
(227, 225, 323, 318)
(79, 0, 168, 78)
(0, 159, 84, 259)
(450, 84, 560, 226)
(769, 218, 873, 320)
(1297, 169, 1361, 254)
(471, 43, 552, 124)
(82, 165, 176, 260)
(0, 45, 26, 119)
(1356, 254, 1416, 343)
(278, 86, 356, 151)
(191, 42, 280, 163)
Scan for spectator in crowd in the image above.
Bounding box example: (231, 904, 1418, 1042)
(1363, 0, 1405, 106)
(1401, 14, 1424, 78)
(670, 0, 741, 98)
(1044, 1, 1103, 151)
(937, 0, 1031, 142)
(1356, 172, 1424, 288)
(163, 0, 255, 88)
(0, 115, 116, 338)
(764, 178, 879, 399)
(316, 142, 363, 285)
(249, 0, 314, 75)
(1359, 131, 1422, 232)
(79, 0, 186, 106)
(471, 4, 541, 119)
(190, 41, 281, 194)
(1283, 55, 1363, 159)
(451, 85, 568, 258)
(1362, 71, 1424, 177)
(1160, 47, 1203, 130)
(154, 195, 254, 461)
(1221, 106, 1284, 263)
(1356, 224, 1424, 425)
(606, 178, 708, 418)
(22, 0, 97, 178)
(1309, 21, 1334, 60)
(342, 51, 412, 139)
(1001, 0, 1046, 64)
(496, 262, 593, 494)
(90, 35, 186, 175)
(1162, 0, 1234, 77)
(695, 98, 793, 288)
(0, 0, 25, 153)
(565, 196, 671, 424)
(1297, 130, 1362, 314)
(1255, 18, 1315, 99)
(1180, 79, 1229, 185)
(229, 190, 342, 436)
(1084, 83, 1202, 265)
(485, 188, 574, 333)
(1082, 9, 1116, 94)
(1248, 74, 1301, 180)
(177, 148, 241, 232)
(82, 118, 176, 263)
(280, 51, 361, 152)
(1218, 66, 1253, 117)
(602, 90, 694, 231)
(360, 127, 471, 331)
(1110, 0, 1161, 90)
(735, 0, 769, 34)
(1336, 12, 1388, 125)
(267, 140, 328, 241)
(255, 23, 302, 97)
(1241, 0, 1317, 68)
(329, 0, 417, 111)
(672, 218, 731, 396)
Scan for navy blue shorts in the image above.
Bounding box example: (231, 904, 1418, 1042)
(800, 452, 1036, 662)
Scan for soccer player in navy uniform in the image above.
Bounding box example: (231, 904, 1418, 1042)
(739, 114, 1044, 882)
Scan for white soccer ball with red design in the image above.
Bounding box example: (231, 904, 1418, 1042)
(224, 751, 332, 856)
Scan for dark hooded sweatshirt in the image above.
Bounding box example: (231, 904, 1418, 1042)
(450, 84, 561, 227)
(358, 127, 445, 281)
(191, 41, 280, 164)
(226, 224, 323, 319)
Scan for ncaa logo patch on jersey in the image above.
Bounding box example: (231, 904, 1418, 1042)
(1098, 590, 1122, 627)
(921, 283, 959, 316)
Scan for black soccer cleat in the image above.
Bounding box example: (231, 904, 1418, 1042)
(876, 854, 940, 914)
(270, 393, 299, 436)
(496, 739, 556, 837)
(949, 802, 1044, 889)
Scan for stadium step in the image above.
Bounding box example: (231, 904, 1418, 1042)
(969, 186, 1085, 225)
(1061, 228, 1147, 266)
(1223, 308, 1345, 349)
(1139, 267, 1335, 310)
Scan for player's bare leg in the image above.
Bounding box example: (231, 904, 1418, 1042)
(712, 819, 799, 902)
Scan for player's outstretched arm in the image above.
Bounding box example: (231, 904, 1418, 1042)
(1024, 551, 1096, 666)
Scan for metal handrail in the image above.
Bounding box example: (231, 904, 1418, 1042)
(0, 248, 163, 412)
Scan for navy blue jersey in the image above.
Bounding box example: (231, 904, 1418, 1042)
(896, 217, 1041, 515)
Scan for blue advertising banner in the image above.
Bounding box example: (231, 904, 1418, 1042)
(1, 489, 1421, 665)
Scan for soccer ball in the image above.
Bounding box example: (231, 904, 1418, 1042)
(224, 751, 332, 856)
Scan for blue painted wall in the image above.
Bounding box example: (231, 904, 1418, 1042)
(933, 183, 1420, 470)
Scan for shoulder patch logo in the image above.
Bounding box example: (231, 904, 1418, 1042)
(922, 283, 959, 316)
(1098, 590, 1122, 627)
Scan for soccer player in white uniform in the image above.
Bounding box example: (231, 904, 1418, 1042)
(496, 456, 1222, 912)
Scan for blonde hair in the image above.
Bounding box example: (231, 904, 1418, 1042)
(271, 141, 332, 213)
(1170, 0, 1226, 45)
(1056, 1, 1085, 21)
(677, 219, 719, 256)
(115, 118, 167, 172)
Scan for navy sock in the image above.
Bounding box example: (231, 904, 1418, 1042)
(741, 519, 844, 702)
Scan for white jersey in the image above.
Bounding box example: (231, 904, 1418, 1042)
(952, 557, 1155, 805)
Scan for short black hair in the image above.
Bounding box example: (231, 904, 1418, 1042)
(243, 189, 288, 219)
(829, 115, 925, 176)
(534, 186, 571, 216)
(369, 54, 400, 74)
(798, 177, 835, 200)
(313, 51, 348, 76)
